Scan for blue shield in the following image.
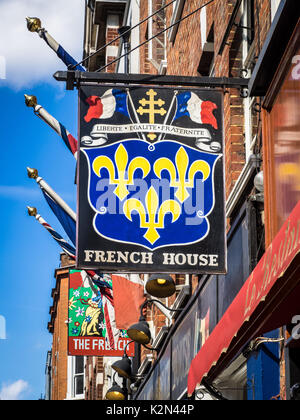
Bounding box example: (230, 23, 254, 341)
(82, 140, 220, 250)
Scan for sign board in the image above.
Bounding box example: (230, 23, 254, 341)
(77, 85, 226, 273)
(155, 342, 171, 400)
(68, 270, 134, 356)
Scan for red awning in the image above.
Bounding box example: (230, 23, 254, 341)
(188, 200, 300, 396)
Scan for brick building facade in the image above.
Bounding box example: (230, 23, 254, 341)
(47, 254, 77, 400)
(47, 0, 300, 400)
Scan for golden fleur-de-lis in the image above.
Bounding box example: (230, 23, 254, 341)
(123, 186, 181, 245)
(93, 144, 150, 201)
(154, 147, 211, 203)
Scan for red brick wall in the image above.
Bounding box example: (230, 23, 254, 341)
(137, 0, 273, 369)
(85, 356, 105, 400)
(50, 255, 74, 400)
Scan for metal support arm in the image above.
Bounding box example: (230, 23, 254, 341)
(53, 70, 249, 93)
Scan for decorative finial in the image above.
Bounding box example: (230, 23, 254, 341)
(26, 17, 42, 32)
(27, 167, 38, 179)
(24, 94, 37, 108)
(27, 206, 37, 217)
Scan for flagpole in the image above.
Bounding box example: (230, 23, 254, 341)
(24, 94, 78, 158)
(157, 90, 178, 142)
(27, 206, 76, 258)
(26, 17, 85, 71)
(27, 206, 118, 347)
(27, 167, 76, 221)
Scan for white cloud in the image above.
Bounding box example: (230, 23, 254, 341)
(0, 380, 30, 400)
(0, 0, 84, 90)
(0, 185, 41, 200)
(0, 185, 76, 205)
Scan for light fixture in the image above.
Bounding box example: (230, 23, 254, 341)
(251, 170, 264, 207)
(145, 274, 176, 298)
(127, 317, 152, 345)
(105, 372, 127, 401)
(127, 299, 183, 345)
(112, 341, 134, 379)
(254, 171, 264, 193)
(291, 383, 300, 400)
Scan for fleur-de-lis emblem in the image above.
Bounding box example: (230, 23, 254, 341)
(154, 147, 211, 203)
(92, 143, 151, 200)
(123, 186, 181, 245)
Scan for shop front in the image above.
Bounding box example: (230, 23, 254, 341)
(188, 200, 300, 396)
(188, 2, 300, 399)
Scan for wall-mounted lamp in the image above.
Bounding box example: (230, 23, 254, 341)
(127, 299, 183, 346)
(105, 372, 127, 401)
(112, 341, 134, 379)
(254, 171, 264, 194)
(145, 274, 176, 298)
(251, 170, 264, 207)
(127, 319, 152, 345)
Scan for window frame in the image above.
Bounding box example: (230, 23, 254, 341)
(147, 0, 168, 72)
(71, 356, 85, 399)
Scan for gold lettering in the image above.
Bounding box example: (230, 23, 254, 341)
(261, 245, 272, 293)
(281, 220, 290, 266)
(294, 220, 300, 251)
(244, 273, 255, 316)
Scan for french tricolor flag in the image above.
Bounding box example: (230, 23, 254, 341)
(34, 103, 78, 158)
(84, 89, 129, 122)
(175, 91, 218, 130)
(40, 30, 85, 71)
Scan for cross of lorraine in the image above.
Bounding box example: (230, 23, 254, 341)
(137, 89, 167, 141)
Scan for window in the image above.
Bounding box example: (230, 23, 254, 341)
(270, 0, 282, 21)
(244, 0, 255, 49)
(148, 0, 168, 72)
(264, 42, 300, 236)
(73, 356, 85, 398)
(218, 201, 262, 319)
(168, 0, 185, 43)
(197, 24, 214, 77)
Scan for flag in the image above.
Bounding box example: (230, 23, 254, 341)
(41, 188, 76, 246)
(33, 209, 113, 294)
(84, 89, 129, 122)
(58, 122, 78, 157)
(35, 212, 76, 259)
(111, 274, 146, 330)
(32, 211, 118, 347)
(174, 91, 218, 129)
(36, 105, 78, 157)
(39, 30, 85, 71)
(24, 96, 78, 158)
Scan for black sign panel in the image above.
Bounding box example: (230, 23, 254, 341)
(155, 342, 171, 400)
(77, 85, 226, 273)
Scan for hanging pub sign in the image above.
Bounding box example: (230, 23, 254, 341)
(77, 85, 226, 273)
(68, 270, 134, 356)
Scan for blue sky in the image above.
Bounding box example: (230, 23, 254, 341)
(0, 0, 84, 400)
